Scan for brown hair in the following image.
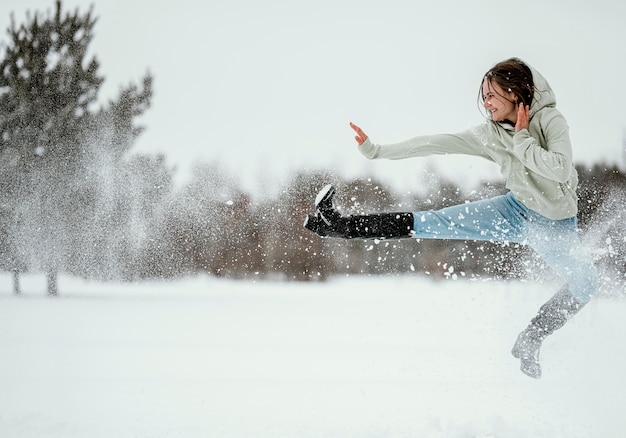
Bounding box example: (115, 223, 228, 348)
(479, 58, 535, 112)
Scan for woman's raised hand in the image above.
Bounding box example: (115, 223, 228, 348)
(349, 122, 368, 145)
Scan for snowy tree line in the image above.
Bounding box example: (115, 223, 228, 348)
(0, 1, 624, 295)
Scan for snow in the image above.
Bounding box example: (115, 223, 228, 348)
(1, 274, 625, 437)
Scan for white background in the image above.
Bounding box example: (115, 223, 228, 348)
(2, 0, 625, 196)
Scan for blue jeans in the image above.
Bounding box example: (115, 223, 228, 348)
(411, 192, 598, 303)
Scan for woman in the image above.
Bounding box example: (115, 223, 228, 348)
(304, 58, 598, 379)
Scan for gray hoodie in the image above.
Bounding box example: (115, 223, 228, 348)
(358, 64, 578, 220)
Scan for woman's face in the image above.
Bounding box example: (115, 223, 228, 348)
(482, 79, 518, 123)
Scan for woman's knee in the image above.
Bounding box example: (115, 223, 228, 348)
(567, 262, 598, 303)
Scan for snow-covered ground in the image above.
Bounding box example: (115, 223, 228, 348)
(0, 274, 624, 437)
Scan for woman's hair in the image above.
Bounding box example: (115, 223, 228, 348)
(479, 58, 535, 113)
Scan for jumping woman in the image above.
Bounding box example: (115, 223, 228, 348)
(304, 58, 598, 379)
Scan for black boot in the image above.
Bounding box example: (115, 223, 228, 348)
(315, 184, 343, 227)
(511, 286, 586, 379)
(303, 184, 415, 240)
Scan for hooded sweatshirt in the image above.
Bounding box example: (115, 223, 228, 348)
(358, 64, 578, 220)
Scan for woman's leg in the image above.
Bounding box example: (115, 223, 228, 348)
(305, 185, 529, 242)
(410, 192, 528, 242)
(513, 214, 598, 378)
(526, 215, 598, 304)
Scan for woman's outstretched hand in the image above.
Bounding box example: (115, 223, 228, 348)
(515, 103, 530, 132)
(350, 122, 368, 145)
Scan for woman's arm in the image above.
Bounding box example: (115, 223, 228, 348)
(350, 122, 492, 161)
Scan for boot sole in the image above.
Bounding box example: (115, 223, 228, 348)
(315, 184, 335, 208)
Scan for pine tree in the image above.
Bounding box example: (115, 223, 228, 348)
(0, 1, 155, 294)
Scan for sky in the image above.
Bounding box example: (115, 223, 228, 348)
(2, 0, 626, 197)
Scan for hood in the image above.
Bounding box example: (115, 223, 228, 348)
(527, 62, 557, 116)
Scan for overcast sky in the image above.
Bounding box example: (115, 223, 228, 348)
(2, 0, 625, 196)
